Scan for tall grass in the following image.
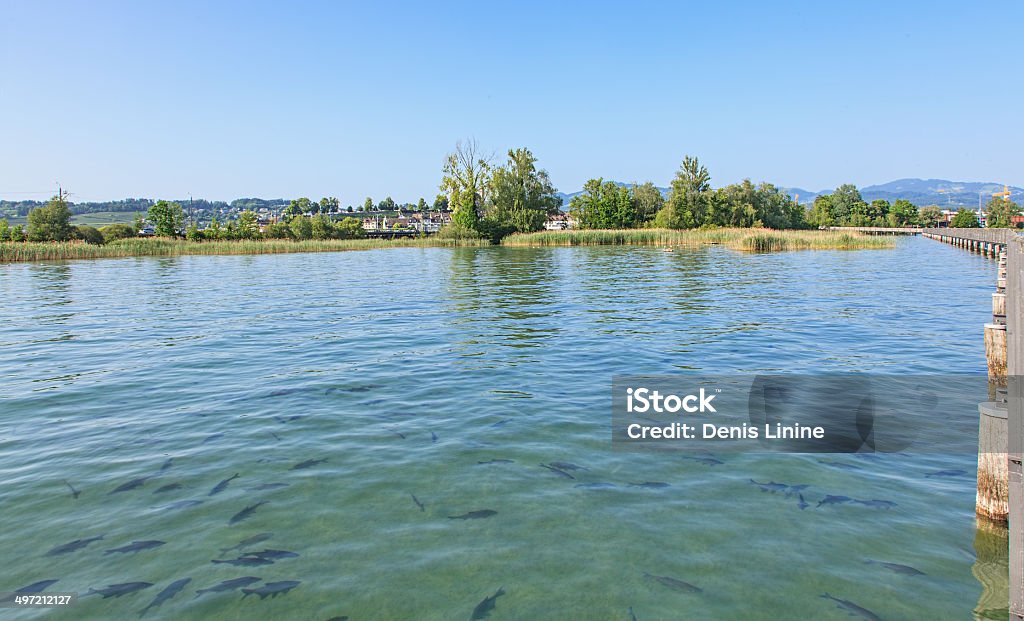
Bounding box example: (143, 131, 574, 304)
(0, 237, 489, 263)
(501, 228, 895, 251)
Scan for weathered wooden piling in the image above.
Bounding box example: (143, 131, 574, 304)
(987, 324, 1009, 383)
(978, 400, 1009, 521)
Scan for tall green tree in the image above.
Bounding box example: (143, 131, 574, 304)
(950, 209, 980, 228)
(363, 197, 374, 211)
(147, 200, 184, 237)
(441, 139, 491, 231)
(569, 179, 635, 229)
(378, 196, 396, 211)
(655, 156, 711, 229)
(433, 194, 449, 211)
(986, 197, 1021, 228)
(631, 182, 664, 224)
(319, 196, 340, 215)
(918, 205, 943, 227)
(284, 197, 313, 218)
(828, 184, 866, 223)
(890, 199, 919, 226)
(488, 148, 561, 232)
(417, 197, 428, 212)
(806, 194, 834, 227)
(27, 194, 73, 241)
(237, 210, 260, 239)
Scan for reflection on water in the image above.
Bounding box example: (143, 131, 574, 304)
(0, 240, 1006, 620)
(973, 520, 1009, 620)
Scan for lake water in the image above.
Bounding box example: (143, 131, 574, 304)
(0, 238, 1005, 620)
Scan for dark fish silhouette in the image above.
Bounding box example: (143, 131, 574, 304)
(431, 432, 439, 443)
(291, 459, 327, 470)
(539, 464, 575, 479)
(270, 432, 282, 441)
(549, 461, 587, 471)
(686, 456, 723, 466)
(325, 617, 350, 621)
(248, 483, 290, 491)
(817, 495, 853, 508)
(160, 458, 173, 472)
(1, 579, 59, 601)
(630, 481, 670, 488)
(274, 415, 303, 423)
(490, 419, 511, 427)
(865, 560, 925, 576)
(925, 469, 967, 478)
(230, 501, 267, 525)
(575, 482, 617, 489)
(162, 499, 203, 511)
(245, 549, 299, 560)
(820, 593, 883, 621)
(470, 586, 505, 620)
(194, 576, 261, 599)
(211, 555, 274, 567)
(643, 572, 701, 593)
(87, 582, 153, 599)
(46, 535, 104, 556)
(242, 580, 301, 599)
(219, 533, 273, 556)
(410, 493, 425, 512)
(139, 577, 190, 617)
(477, 459, 514, 465)
(449, 510, 497, 520)
(105, 540, 165, 555)
(110, 477, 150, 494)
(153, 483, 183, 494)
(797, 494, 809, 510)
(63, 479, 81, 499)
(202, 433, 224, 444)
(392, 430, 406, 439)
(209, 473, 240, 496)
(750, 479, 807, 495)
(855, 499, 897, 509)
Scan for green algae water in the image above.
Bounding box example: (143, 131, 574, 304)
(0, 238, 1004, 620)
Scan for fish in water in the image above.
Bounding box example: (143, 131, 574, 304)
(110, 477, 150, 494)
(865, 560, 925, 576)
(242, 580, 301, 600)
(749, 480, 806, 496)
(470, 586, 505, 620)
(139, 577, 191, 617)
(209, 473, 240, 496)
(267, 389, 296, 398)
(87, 582, 154, 599)
(194, 576, 262, 599)
(230, 501, 267, 525)
(153, 483, 183, 494)
(817, 495, 853, 508)
(431, 431, 438, 443)
(410, 493, 425, 512)
(219, 533, 273, 556)
(105, 540, 166, 555)
(160, 458, 173, 472)
(820, 593, 883, 621)
(63, 479, 81, 499)
(248, 483, 290, 491)
(630, 481, 670, 488)
(162, 499, 204, 511)
(291, 458, 327, 470)
(325, 617, 350, 621)
(274, 415, 304, 423)
(643, 572, 702, 594)
(855, 499, 897, 509)
(448, 510, 497, 520)
(244, 549, 299, 560)
(477, 459, 514, 465)
(797, 494, 809, 510)
(629, 606, 639, 621)
(548, 461, 588, 471)
(3, 579, 59, 600)
(490, 419, 511, 428)
(925, 469, 967, 478)
(46, 535, 104, 556)
(270, 432, 282, 441)
(211, 555, 274, 567)
(539, 464, 575, 479)
(687, 456, 723, 466)
(202, 433, 224, 444)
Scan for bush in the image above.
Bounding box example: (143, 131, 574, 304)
(74, 225, 105, 245)
(436, 224, 484, 241)
(263, 221, 292, 239)
(475, 218, 516, 244)
(100, 223, 137, 242)
(185, 224, 204, 242)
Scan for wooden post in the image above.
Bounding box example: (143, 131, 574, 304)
(988, 324, 1009, 383)
(979, 401, 1009, 521)
(1006, 236, 1024, 620)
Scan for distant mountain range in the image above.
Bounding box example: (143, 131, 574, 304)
(556, 178, 1023, 208)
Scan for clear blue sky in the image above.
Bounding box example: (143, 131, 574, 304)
(2, 1, 1020, 203)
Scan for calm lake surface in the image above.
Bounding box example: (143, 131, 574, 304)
(0, 238, 1005, 620)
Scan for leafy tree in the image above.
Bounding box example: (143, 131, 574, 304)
(100, 223, 137, 242)
(284, 197, 313, 218)
(433, 194, 449, 211)
(806, 194, 834, 227)
(488, 148, 561, 233)
(10, 225, 26, 241)
(570, 178, 636, 229)
(867, 199, 890, 224)
(224, 221, 238, 240)
(289, 214, 313, 240)
(0, 219, 9, 241)
(132, 213, 145, 233)
(378, 196, 396, 212)
(829, 184, 866, 223)
(950, 209, 980, 228)
(363, 197, 373, 211)
(346, 206, 354, 213)
(918, 205, 943, 227)
(631, 182, 664, 224)
(335, 217, 366, 239)
(147, 200, 184, 237)
(237, 210, 260, 239)
(890, 199, 919, 226)
(185, 223, 204, 241)
(319, 197, 340, 215)
(986, 197, 1021, 228)
(27, 195, 73, 241)
(417, 197, 427, 212)
(74, 225, 104, 245)
(311, 214, 334, 239)
(263, 220, 292, 239)
(655, 156, 710, 229)
(208, 217, 223, 239)
(441, 139, 491, 231)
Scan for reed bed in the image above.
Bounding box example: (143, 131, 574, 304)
(501, 228, 895, 251)
(0, 237, 489, 263)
